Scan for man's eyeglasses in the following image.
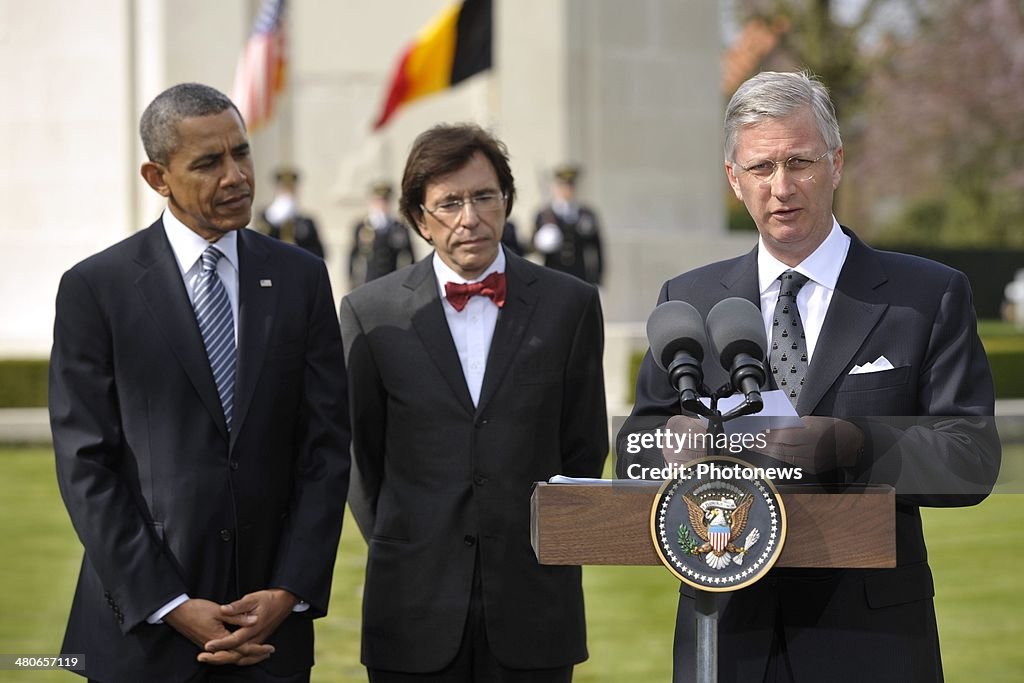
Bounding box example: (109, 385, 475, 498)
(737, 151, 831, 185)
(421, 193, 506, 219)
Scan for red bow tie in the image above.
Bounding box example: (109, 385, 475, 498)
(444, 271, 507, 312)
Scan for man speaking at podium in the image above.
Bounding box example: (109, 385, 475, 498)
(341, 124, 608, 682)
(619, 71, 1000, 682)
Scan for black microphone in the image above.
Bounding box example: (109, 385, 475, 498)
(705, 298, 767, 405)
(646, 301, 708, 411)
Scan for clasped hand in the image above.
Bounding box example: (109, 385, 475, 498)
(165, 588, 298, 666)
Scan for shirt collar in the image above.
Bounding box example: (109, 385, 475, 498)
(757, 216, 849, 294)
(162, 208, 239, 274)
(432, 247, 505, 288)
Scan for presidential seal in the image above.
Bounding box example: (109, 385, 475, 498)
(650, 456, 786, 591)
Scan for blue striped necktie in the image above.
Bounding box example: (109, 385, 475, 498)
(193, 246, 236, 431)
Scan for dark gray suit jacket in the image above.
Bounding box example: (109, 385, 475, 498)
(49, 221, 351, 682)
(619, 228, 1000, 683)
(340, 249, 608, 672)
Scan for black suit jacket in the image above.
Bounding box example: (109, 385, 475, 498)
(340, 249, 608, 672)
(49, 220, 351, 683)
(619, 228, 1000, 682)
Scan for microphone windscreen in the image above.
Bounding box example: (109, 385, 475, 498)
(705, 297, 767, 370)
(646, 301, 708, 371)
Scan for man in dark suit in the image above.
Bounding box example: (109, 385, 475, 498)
(347, 181, 414, 287)
(49, 83, 350, 683)
(340, 124, 608, 682)
(618, 71, 1000, 682)
(532, 164, 604, 286)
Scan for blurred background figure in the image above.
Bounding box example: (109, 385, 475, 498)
(1004, 269, 1024, 328)
(256, 166, 326, 258)
(501, 220, 524, 256)
(533, 164, 604, 287)
(348, 180, 414, 287)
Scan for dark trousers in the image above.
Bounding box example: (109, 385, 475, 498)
(90, 666, 310, 683)
(368, 557, 573, 683)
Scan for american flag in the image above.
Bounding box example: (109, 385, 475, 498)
(231, 0, 287, 131)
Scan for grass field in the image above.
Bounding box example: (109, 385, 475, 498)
(1, 448, 1021, 682)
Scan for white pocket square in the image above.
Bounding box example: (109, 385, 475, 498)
(849, 356, 895, 375)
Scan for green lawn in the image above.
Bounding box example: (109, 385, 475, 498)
(2, 448, 1020, 682)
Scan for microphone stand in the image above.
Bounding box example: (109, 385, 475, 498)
(679, 383, 764, 683)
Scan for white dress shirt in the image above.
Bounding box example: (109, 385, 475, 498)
(757, 217, 850, 363)
(433, 249, 506, 407)
(162, 209, 240, 340)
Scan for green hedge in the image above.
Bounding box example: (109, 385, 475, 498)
(980, 322, 1024, 399)
(987, 350, 1024, 400)
(5, 324, 1024, 409)
(0, 359, 48, 408)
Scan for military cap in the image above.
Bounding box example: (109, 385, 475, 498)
(370, 180, 393, 199)
(553, 163, 581, 185)
(274, 166, 300, 184)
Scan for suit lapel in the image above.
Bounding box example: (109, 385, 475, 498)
(230, 230, 276, 451)
(697, 248, 761, 392)
(798, 231, 889, 414)
(407, 257, 476, 414)
(476, 252, 538, 417)
(134, 221, 229, 441)
(718, 247, 761, 306)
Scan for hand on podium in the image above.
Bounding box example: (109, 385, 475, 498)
(753, 416, 863, 474)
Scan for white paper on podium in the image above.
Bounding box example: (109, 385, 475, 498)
(546, 476, 657, 486)
(546, 476, 614, 485)
(698, 389, 804, 435)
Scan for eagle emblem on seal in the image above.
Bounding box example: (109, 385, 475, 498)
(681, 487, 762, 570)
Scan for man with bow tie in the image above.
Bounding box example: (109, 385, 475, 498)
(340, 124, 608, 682)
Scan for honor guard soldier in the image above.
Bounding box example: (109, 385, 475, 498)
(533, 164, 604, 286)
(255, 166, 325, 258)
(348, 181, 414, 287)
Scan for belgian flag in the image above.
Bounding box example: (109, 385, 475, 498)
(372, 0, 492, 130)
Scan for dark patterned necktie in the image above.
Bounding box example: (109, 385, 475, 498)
(770, 270, 810, 408)
(193, 246, 236, 431)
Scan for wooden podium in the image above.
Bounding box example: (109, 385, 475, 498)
(531, 479, 896, 682)
(531, 481, 896, 569)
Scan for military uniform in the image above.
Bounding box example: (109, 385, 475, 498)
(255, 166, 326, 259)
(348, 213, 414, 285)
(257, 211, 325, 259)
(533, 165, 604, 286)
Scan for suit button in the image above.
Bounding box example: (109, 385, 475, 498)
(473, 475, 488, 486)
(220, 529, 233, 542)
(475, 419, 489, 428)
(463, 535, 476, 546)
(229, 460, 239, 471)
